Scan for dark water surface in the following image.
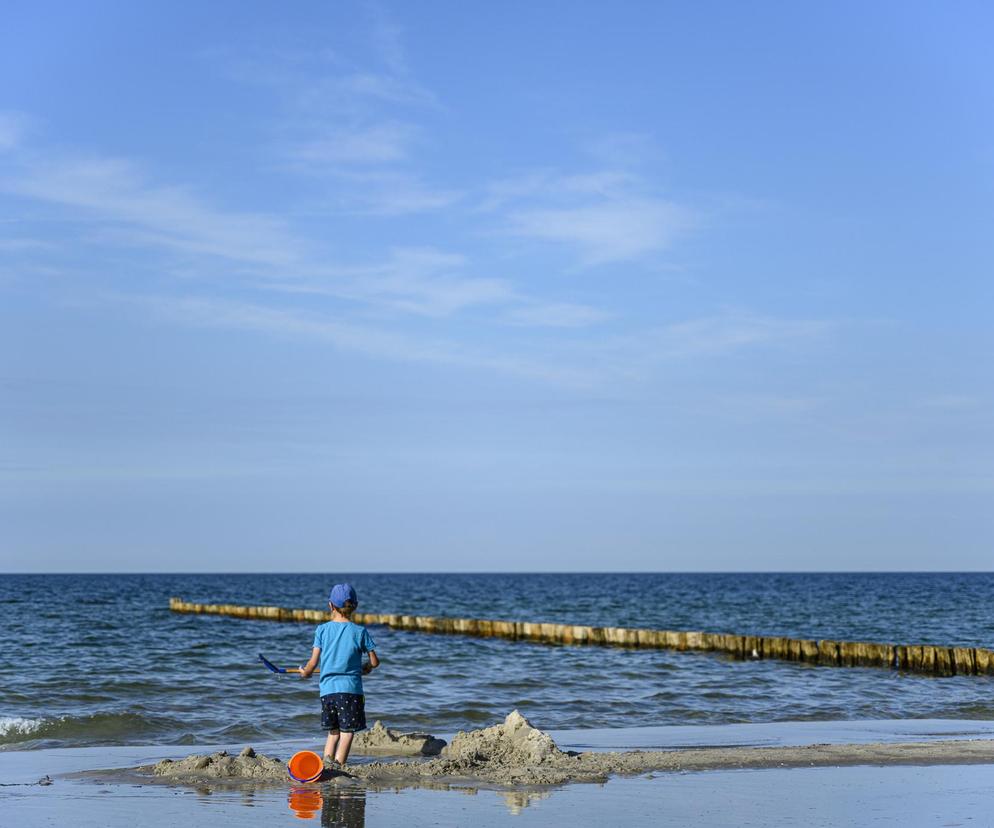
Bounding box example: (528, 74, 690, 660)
(2, 573, 993, 750)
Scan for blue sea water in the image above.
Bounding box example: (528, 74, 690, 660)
(1, 573, 993, 751)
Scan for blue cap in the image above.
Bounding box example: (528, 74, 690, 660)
(329, 583, 358, 608)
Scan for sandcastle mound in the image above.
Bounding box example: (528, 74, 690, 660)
(443, 710, 561, 764)
(124, 712, 994, 790)
(355, 721, 446, 756)
(147, 723, 444, 781)
(150, 746, 286, 780)
(144, 712, 577, 785)
(352, 710, 586, 786)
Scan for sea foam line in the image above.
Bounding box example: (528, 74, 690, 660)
(0, 716, 44, 738)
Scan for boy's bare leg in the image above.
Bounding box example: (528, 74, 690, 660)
(334, 731, 355, 765)
(323, 730, 340, 761)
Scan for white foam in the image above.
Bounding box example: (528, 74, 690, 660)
(0, 716, 44, 738)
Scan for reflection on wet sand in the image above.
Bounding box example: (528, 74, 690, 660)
(500, 789, 552, 815)
(287, 781, 552, 821)
(288, 788, 322, 819)
(362, 777, 557, 815)
(288, 787, 367, 826)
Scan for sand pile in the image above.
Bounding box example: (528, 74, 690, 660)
(150, 746, 286, 780)
(443, 710, 559, 764)
(138, 712, 994, 789)
(352, 711, 589, 785)
(145, 711, 578, 785)
(354, 721, 445, 756)
(147, 723, 444, 782)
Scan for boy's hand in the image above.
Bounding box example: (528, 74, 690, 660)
(361, 662, 372, 675)
(299, 666, 309, 679)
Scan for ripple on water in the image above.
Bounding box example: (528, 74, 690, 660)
(5, 573, 994, 748)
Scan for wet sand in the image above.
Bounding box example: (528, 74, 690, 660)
(4, 752, 994, 827)
(137, 711, 994, 788)
(5, 718, 994, 826)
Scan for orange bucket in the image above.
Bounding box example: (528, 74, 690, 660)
(287, 750, 323, 783)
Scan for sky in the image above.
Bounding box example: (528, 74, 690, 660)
(1, 1, 992, 572)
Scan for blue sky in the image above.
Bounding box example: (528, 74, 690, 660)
(1, 1, 992, 572)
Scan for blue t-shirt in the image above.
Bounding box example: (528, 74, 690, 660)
(312, 621, 375, 696)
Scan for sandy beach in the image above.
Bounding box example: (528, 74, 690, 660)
(4, 717, 994, 827)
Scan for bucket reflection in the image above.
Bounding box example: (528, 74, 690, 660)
(288, 788, 322, 820)
(287, 787, 367, 827)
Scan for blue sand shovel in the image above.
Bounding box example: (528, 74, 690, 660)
(259, 653, 305, 675)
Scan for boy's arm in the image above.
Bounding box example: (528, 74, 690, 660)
(362, 650, 380, 674)
(299, 647, 321, 679)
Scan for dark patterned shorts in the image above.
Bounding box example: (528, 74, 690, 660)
(320, 692, 366, 733)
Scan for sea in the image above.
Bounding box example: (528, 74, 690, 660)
(2, 573, 993, 752)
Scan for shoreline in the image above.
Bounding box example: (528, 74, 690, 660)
(74, 713, 994, 789)
(70, 736, 994, 794)
(5, 719, 994, 826)
(118, 737, 994, 789)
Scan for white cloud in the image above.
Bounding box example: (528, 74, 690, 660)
(134, 294, 591, 385)
(484, 159, 694, 267)
(584, 132, 664, 168)
(366, 2, 409, 75)
(290, 122, 416, 165)
(2, 146, 487, 318)
(0, 111, 29, 152)
(2, 137, 819, 388)
(264, 246, 514, 317)
(566, 311, 832, 383)
(0, 237, 51, 252)
(479, 170, 637, 213)
(918, 395, 980, 410)
(643, 312, 830, 360)
(296, 72, 437, 111)
(508, 197, 693, 266)
(315, 169, 463, 215)
(503, 302, 611, 328)
(136, 295, 826, 390)
(351, 247, 511, 315)
(4, 156, 303, 269)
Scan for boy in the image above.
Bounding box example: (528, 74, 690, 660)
(300, 583, 379, 766)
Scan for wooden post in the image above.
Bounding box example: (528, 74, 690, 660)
(166, 598, 988, 678)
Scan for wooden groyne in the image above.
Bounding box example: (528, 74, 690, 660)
(168, 597, 994, 677)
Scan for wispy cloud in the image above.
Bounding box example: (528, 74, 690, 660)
(289, 122, 417, 165)
(1, 132, 820, 388)
(569, 311, 832, 382)
(365, 0, 409, 76)
(584, 131, 665, 168)
(918, 394, 980, 410)
(644, 312, 830, 360)
(0, 111, 29, 152)
(263, 247, 513, 317)
(346, 247, 512, 315)
(132, 294, 826, 389)
(0, 14, 821, 393)
(484, 161, 695, 266)
(503, 302, 611, 328)
(319, 169, 463, 215)
(294, 71, 437, 111)
(212, 9, 445, 220)
(0, 237, 51, 252)
(507, 197, 693, 266)
(480, 169, 639, 212)
(1, 140, 497, 320)
(133, 293, 592, 386)
(4, 155, 304, 270)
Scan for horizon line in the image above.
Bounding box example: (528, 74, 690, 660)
(3, 569, 993, 576)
